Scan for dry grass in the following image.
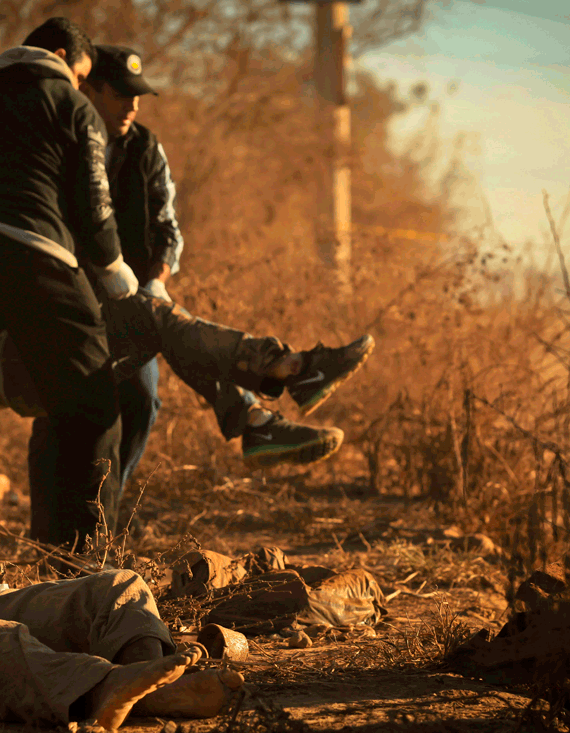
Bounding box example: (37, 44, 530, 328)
(2, 41, 570, 588)
(2, 14, 570, 730)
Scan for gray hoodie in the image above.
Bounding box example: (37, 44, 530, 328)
(0, 45, 76, 85)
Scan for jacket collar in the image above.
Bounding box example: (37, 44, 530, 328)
(112, 121, 141, 149)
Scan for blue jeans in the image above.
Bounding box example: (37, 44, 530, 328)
(117, 356, 161, 490)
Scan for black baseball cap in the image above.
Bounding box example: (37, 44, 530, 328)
(89, 44, 157, 96)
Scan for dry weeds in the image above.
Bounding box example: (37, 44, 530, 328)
(2, 6, 570, 729)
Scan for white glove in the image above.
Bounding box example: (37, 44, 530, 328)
(144, 278, 172, 302)
(92, 254, 139, 299)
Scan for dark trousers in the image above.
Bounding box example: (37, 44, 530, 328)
(0, 237, 121, 549)
(30, 363, 154, 524)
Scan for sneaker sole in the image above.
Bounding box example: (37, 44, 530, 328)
(298, 335, 375, 416)
(243, 428, 344, 470)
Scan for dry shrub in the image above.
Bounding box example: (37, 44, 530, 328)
(396, 593, 472, 666)
(1, 14, 569, 594)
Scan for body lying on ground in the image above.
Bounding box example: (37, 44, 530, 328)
(0, 568, 243, 729)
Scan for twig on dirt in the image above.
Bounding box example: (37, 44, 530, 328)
(385, 589, 402, 602)
(213, 482, 275, 502)
(188, 509, 208, 526)
(397, 589, 439, 599)
(332, 532, 345, 554)
(248, 639, 281, 667)
(87, 459, 111, 570)
(0, 525, 94, 575)
(358, 531, 372, 552)
(400, 570, 421, 585)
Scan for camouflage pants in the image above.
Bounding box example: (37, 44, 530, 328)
(104, 292, 291, 440)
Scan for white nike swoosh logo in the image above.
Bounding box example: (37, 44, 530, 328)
(256, 433, 273, 441)
(295, 370, 325, 387)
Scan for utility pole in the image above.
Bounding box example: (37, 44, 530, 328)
(314, 2, 353, 294)
(280, 0, 359, 294)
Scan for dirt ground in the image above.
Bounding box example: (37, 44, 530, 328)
(156, 558, 529, 733)
(0, 466, 547, 733)
(164, 547, 529, 733)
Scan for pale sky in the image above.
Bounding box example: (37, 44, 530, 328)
(359, 0, 570, 263)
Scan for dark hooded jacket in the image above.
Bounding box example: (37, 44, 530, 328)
(0, 47, 121, 268)
(106, 122, 184, 282)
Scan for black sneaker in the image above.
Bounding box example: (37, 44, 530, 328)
(288, 334, 375, 416)
(242, 413, 344, 469)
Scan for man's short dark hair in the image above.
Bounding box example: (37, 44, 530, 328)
(23, 17, 94, 67)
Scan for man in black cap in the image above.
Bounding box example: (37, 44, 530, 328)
(75, 45, 375, 481)
(81, 45, 179, 300)
(78, 45, 268, 489)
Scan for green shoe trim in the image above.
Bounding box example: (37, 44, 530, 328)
(243, 438, 325, 458)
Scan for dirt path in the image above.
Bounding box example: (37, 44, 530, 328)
(253, 671, 528, 732)
(121, 538, 531, 733)
(0, 486, 539, 732)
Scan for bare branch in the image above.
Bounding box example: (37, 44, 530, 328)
(543, 189, 570, 303)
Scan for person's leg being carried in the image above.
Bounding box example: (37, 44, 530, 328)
(2, 289, 375, 473)
(103, 292, 374, 469)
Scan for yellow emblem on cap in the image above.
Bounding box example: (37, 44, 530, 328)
(126, 54, 142, 75)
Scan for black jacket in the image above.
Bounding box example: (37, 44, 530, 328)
(106, 122, 184, 283)
(0, 47, 121, 268)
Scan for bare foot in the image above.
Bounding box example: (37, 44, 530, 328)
(132, 668, 244, 718)
(87, 654, 190, 730)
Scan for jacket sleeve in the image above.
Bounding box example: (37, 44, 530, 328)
(146, 140, 185, 276)
(70, 99, 122, 268)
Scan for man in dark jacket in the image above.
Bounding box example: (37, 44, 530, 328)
(77, 45, 184, 490)
(80, 46, 270, 486)
(0, 18, 139, 548)
(78, 46, 375, 474)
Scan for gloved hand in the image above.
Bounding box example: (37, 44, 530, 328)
(92, 254, 139, 299)
(144, 278, 172, 302)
